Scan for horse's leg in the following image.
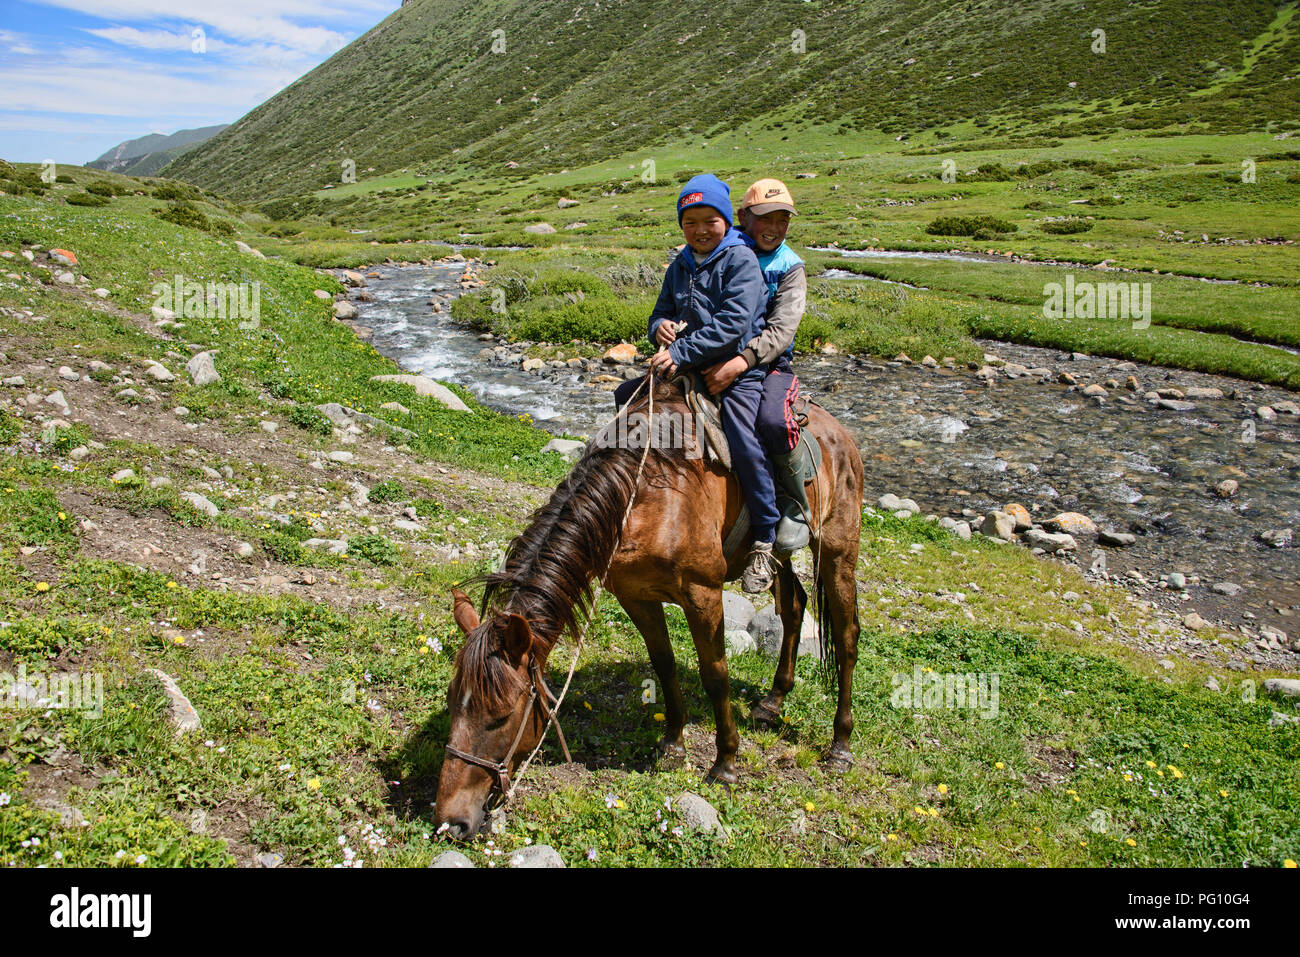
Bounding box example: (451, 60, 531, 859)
(617, 597, 687, 764)
(821, 547, 861, 768)
(751, 559, 805, 728)
(681, 584, 739, 786)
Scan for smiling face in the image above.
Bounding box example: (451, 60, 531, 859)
(741, 208, 792, 253)
(679, 206, 728, 257)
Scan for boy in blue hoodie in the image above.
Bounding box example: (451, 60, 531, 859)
(643, 173, 780, 593)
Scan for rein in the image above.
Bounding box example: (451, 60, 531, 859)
(449, 369, 662, 816)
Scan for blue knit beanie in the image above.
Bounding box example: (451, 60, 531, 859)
(677, 173, 733, 228)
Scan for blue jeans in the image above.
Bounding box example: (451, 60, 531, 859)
(720, 368, 779, 543)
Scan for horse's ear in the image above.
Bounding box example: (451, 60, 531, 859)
(451, 589, 479, 634)
(502, 614, 533, 665)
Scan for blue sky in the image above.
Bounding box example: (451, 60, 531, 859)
(0, 0, 398, 164)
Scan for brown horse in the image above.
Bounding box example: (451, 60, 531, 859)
(433, 379, 863, 839)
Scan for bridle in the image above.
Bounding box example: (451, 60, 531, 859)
(443, 658, 572, 802)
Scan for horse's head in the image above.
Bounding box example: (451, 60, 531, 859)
(434, 589, 545, 841)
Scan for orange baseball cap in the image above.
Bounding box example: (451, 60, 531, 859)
(739, 178, 797, 216)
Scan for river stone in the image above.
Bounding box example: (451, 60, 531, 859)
(524, 223, 557, 235)
(1183, 612, 1208, 631)
(1185, 387, 1224, 400)
(1215, 479, 1239, 499)
(723, 592, 757, 631)
(1003, 503, 1032, 531)
(1157, 399, 1196, 412)
(341, 271, 367, 287)
(521, 357, 545, 372)
(313, 289, 332, 300)
(675, 792, 723, 835)
(430, 850, 474, 869)
(370, 374, 470, 412)
(1256, 406, 1276, 421)
(509, 845, 564, 868)
(602, 343, 638, 364)
(1167, 572, 1186, 591)
(1125, 376, 1140, 391)
(1023, 528, 1077, 552)
(1083, 384, 1107, 397)
(1058, 372, 1077, 385)
(1044, 512, 1097, 536)
(878, 493, 903, 511)
(1099, 529, 1136, 547)
(1259, 528, 1293, 548)
(181, 491, 219, 517)
(1272, 400, 1299, 415)
(334, 300, 359, 320)
(982, 511, 1015, 541)
(541, 438, 585, 461)
(186, 351, 220, 387)
(1002, 362, 1029, 378)
(1211, 582, 1242, 596)
(939, 517, 972, 539)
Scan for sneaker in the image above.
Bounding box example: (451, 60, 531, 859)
(741, 541, 776, 594)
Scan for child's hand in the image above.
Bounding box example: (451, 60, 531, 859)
(648, 349, 677, 379)
(702, 355, 748, 394)
(655, 321, 682, 347)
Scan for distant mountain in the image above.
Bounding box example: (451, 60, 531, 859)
(166, 0, 1300, 200)
(88, 125, 230, 177)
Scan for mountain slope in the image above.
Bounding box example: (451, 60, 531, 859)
(166, 0, 1300, 199)
(88, 125, 230, 176)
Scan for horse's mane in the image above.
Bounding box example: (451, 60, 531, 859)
(456, 381, 688, 711)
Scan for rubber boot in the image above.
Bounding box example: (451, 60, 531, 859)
(772, 446, 811, 555)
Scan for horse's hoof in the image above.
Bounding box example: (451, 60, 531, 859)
(705, 763, 738, 792)
(656, 740, 686, 768)
(750, 699, 782, 729)
(823, 745, 853, 773)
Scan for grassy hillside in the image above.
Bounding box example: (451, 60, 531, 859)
(166, 0, 1300, 199)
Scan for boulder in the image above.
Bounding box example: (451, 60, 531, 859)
(675, 792, 724, 836)
(180, 491, 220, 517)
(722, 592, 757, 631)
(369, 374, 470, 412)
(430, 850, 474, 869)
(1044, 512, 1097, 536)
(524, 223, 557, 235)
(509, 845, 564, 868)
(602, 343, 638, 364)
(1022, 528, 1078, 552)
(541, 438, 585, 462)
(1002, 503, 1032, 531)
(185, 351, 220, 387)
(334, 300, 359, 321)
(982, 511, 1016, 541)
(49, 248, 78, 266)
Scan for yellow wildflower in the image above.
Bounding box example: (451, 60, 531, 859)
(652, 712, 664, 722)
(1168, 765, 1182, 779)
(1219, 790, 1229, 798)
(995, 761, 1005, 770)
(1285, 860, 1297, 869)
(936, 783, 948, 795)
(166, 581, 178, 589)
(1126, 838, 1137, 847)
(805, 802, 816, 814)
(885, 833, 898, 842)
(35, 581, 50, 592)
(307, 778, 321, 790)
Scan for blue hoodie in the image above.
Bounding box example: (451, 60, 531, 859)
(647, 227, 767, 371)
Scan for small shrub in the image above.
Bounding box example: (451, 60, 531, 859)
(66, 192, 109, 208)
(348, 534, 399, 566)
(155, 202, 211, 232)
(367, 480, 406, 504)
(1041, 217, 1094, 234)
(85, 181, 117, 197)
(288, 404, 332, 435)
(924, 215, 1016, 236)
